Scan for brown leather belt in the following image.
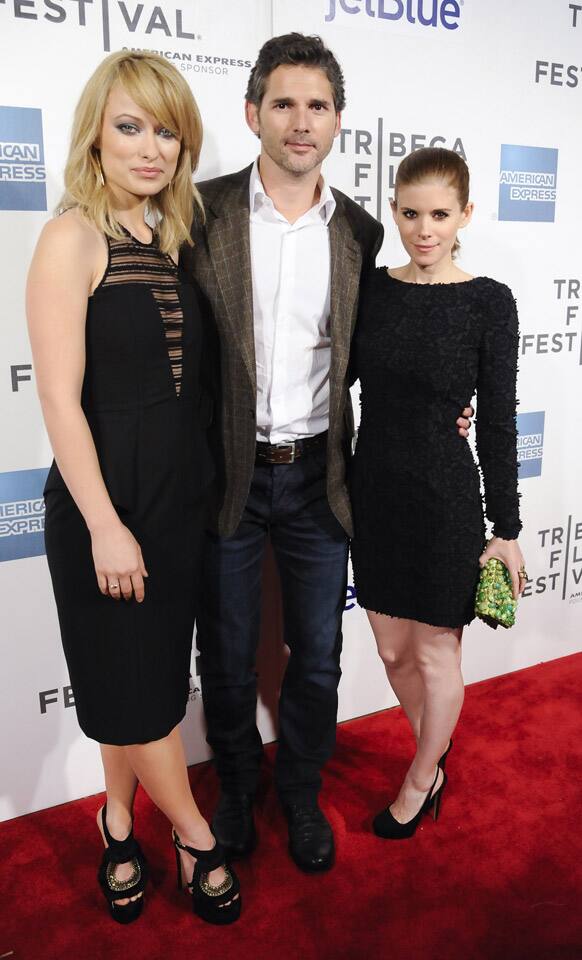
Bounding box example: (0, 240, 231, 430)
(255, 432, 328, 465)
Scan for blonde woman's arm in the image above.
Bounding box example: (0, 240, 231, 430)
(27, 212, 147, 601)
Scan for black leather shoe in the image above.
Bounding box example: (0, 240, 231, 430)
(284, 801, 335, 873)
(211, 792, 257, 861)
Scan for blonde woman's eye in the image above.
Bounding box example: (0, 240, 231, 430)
(117, 123, 139, 135)
(158, 128, 176, 139)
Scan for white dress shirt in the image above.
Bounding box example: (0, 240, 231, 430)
(249, 159, 336, 444)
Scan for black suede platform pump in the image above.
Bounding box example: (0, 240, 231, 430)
(372, 767, 447, 840)
(97, 805, 148, 924)
(173, 831, 241, 925)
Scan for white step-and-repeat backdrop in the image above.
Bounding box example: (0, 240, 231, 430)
(1, 0, 580, 821)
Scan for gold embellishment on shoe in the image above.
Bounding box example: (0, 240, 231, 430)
(106, 858, 141, 892)
(198, 867, 233, 898)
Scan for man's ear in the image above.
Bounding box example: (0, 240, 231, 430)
(245, 100, 260, 138)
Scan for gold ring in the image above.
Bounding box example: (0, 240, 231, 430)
(109, 582, 119, 589)
(518, 567, 528, 580)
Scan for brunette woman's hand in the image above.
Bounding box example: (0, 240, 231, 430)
(479, 537, 526, 600)
(91, 520, 148, 602)
(457, 405, 474, 438)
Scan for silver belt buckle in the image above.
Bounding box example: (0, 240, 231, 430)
(275, 441, 296, 463)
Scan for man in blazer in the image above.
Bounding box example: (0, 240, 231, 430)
(187, 34, 379, 873)
(188, 34, 467, 872)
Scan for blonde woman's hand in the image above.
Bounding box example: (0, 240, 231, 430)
(479, 537, 526, 601)
(91, 520, 148, 602)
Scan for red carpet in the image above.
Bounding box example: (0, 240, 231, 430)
(2, 654, 582, 960)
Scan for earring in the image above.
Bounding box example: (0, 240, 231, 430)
(96, 154, 105, 187)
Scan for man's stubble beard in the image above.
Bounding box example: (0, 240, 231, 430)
(260, 133, 333, 178)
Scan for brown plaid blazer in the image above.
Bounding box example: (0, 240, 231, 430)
(187, 164, 384, 538)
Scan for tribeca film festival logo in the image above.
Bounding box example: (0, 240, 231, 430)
(520, 277, 582, 366)
(340, 127, 466, 220)
(516, 411, 544, 479)
(325, 0, 463, 30)
(522, 516, 582, 605)
(0, 0, 251, 72)
(498, 145, 558, 224)
(0, 467, 49, 562)
(0, 0, 196, 50)
(535, 3, 581, 89)
(0, 105, 46, 212)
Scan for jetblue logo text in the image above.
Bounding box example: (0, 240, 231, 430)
(498, 145, 558, 223)
(0, 468, 49, 562)
(516, 411, 545, 479)
(0, 106, 46, 211)
(325, 0, 461, 29)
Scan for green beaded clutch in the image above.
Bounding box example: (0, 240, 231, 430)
(475, 558, 517, 629)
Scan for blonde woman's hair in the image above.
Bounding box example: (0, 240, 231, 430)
(58, 50, 204, 253)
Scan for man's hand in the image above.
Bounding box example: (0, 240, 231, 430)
(457, 405, 474, 438)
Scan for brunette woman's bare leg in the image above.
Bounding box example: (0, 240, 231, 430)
(367, 613, 424, 742)
(367, 614, 463, 823)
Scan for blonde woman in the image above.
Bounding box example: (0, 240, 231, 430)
(27, 51, 240, 925)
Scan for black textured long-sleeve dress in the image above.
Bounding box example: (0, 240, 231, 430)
(349, 268, 521, 628)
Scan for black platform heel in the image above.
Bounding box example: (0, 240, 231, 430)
(97, 805, 148, 924)
(372, 767, 447, 840)
(173, 830, 241, 925)
(439, 739, 453, 772)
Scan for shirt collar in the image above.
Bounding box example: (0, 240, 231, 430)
(249, 158, 336, 225)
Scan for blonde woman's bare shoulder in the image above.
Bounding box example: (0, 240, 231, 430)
(38, 207, 102, 249)
(31, 209, 107, 293)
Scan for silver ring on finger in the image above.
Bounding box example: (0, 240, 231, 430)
(109, 581, 119, 590)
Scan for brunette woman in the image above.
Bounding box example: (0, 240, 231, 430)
(350, 147, 526, 838)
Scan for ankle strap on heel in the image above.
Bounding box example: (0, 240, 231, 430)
(98, 806, 148, 906)
(173, 831, 227, 873)
(101, 804, 139, 864)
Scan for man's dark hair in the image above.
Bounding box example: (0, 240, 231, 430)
(245, 33, 346, 112)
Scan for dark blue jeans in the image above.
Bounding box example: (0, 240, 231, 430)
(197, 446, 349, 804)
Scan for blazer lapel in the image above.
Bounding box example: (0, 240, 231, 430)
(206, 178, 256, 393)
(328, 206, 362, 411)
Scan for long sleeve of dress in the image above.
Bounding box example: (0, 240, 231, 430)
(475, 283, 522, 540)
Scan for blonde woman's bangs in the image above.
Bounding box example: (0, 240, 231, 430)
(116, 59, 190, 150)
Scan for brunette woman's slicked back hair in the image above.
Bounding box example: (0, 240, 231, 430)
(246, 33, 346, 112)
(58, 50, 204, 254)
(395, 147, 470, 257)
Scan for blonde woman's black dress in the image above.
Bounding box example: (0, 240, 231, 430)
(43, 232, 214, 745)
(350, 269, 521, 629)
